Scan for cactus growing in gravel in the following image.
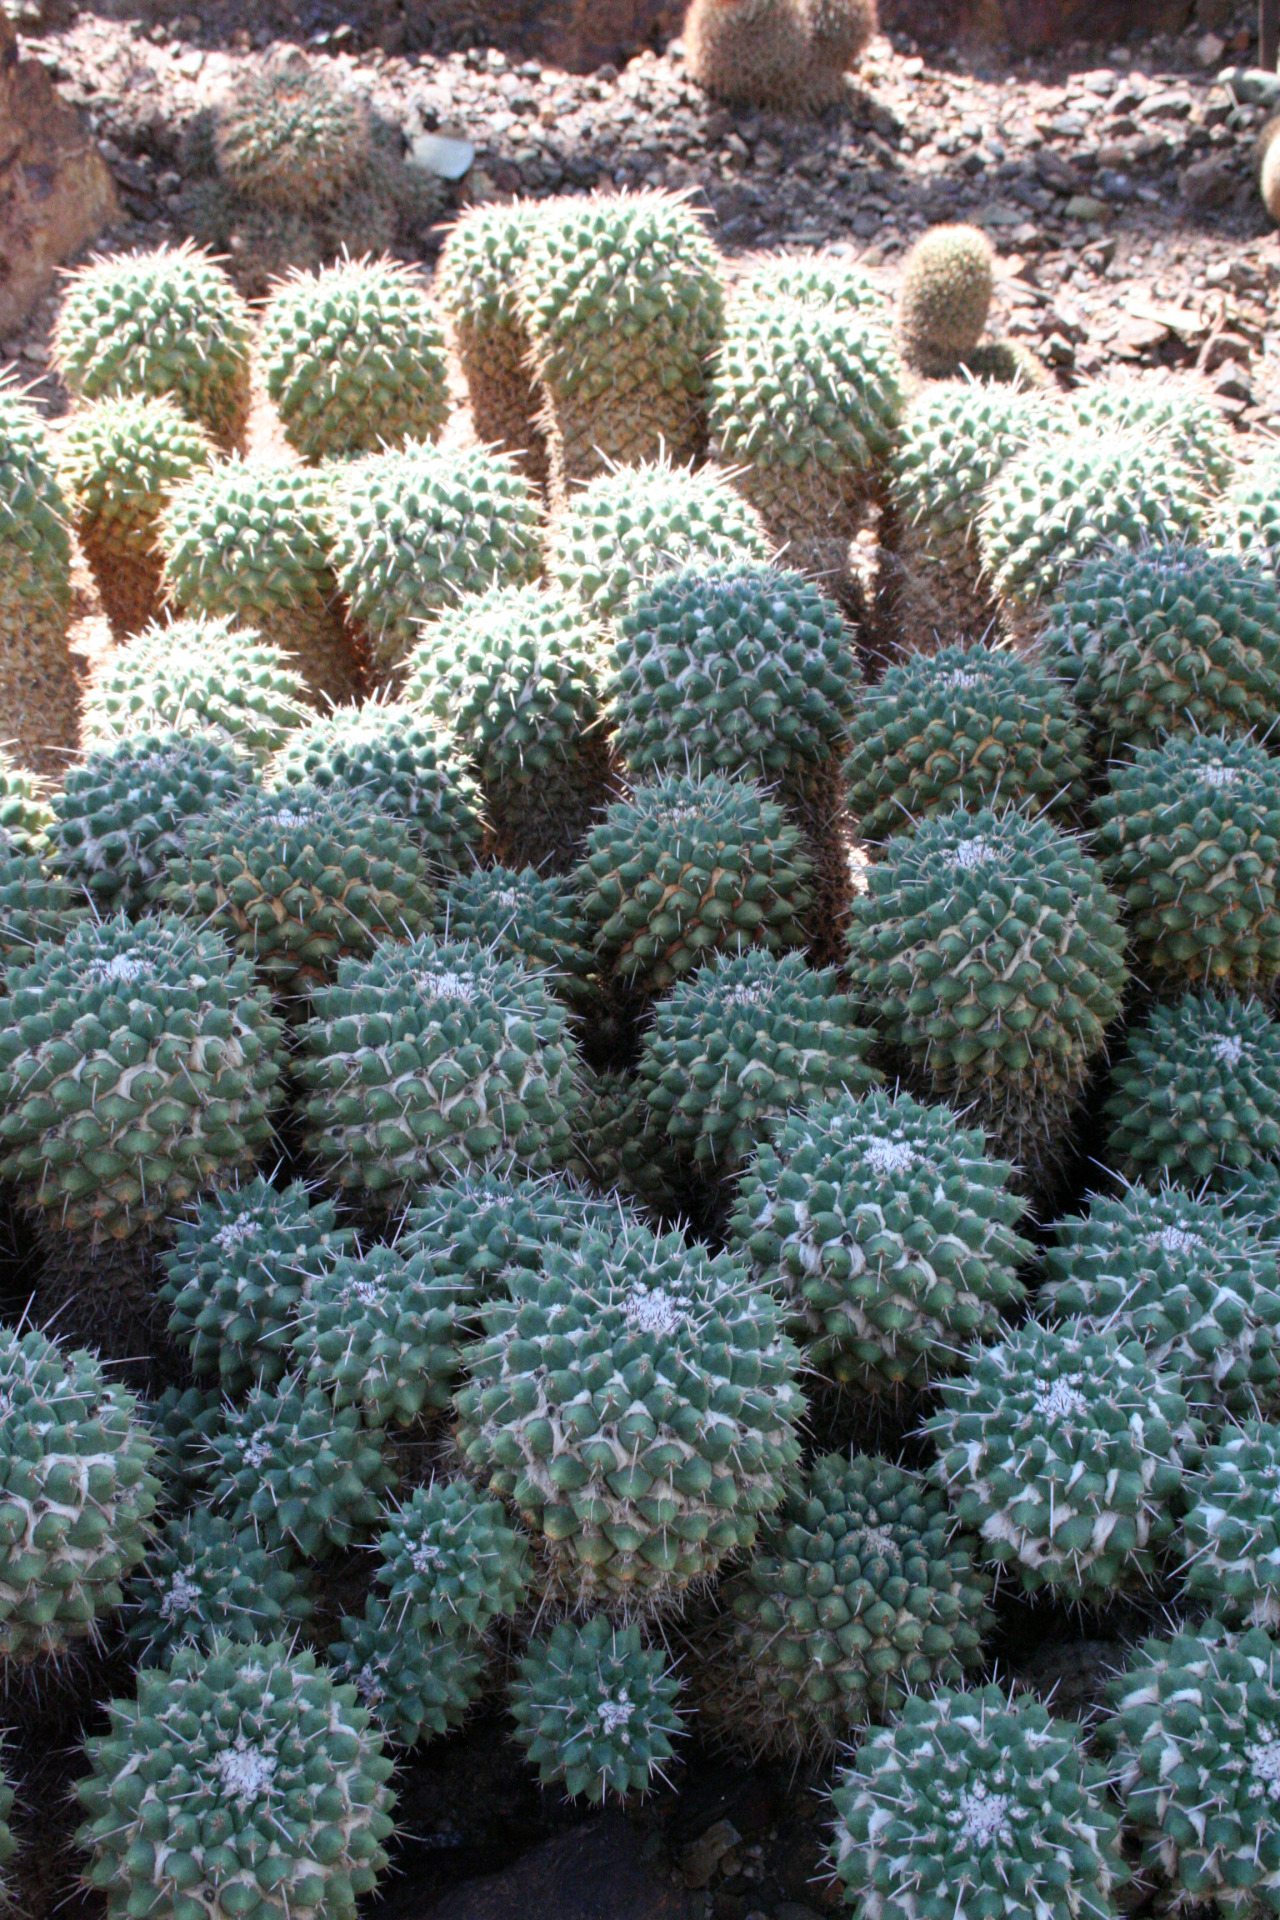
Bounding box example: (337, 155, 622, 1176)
(0, 1324, 158, 1659)
(685, 0, 877, 111)
(160, 458, 357, 705)
(846, 805, 1128, 1172)
(608, 564, 860, 789)
(48, 732, 247, 914)
(546, 458, 772, 624)
(1181, 1424, 1280, 1625)
(258, 258, 450, 461)
(927, 1321, 1198, 1603)
(0, 386, 79, 774)
(843, 643, 1088, 842)
(204, 1377, 395, 1559)
(1041, 1185, 1280, 1424)
(77, 1639, 396, 1920)
(326, 445, 541, 684)
(510, 1615, 684, 1800)
(212, 53, 371, 208)
(290, 1242, 463, 1427)
(516, 190, 723, 492)
(882, 378, 1047, 652)
(434, 200, 547, 482)
(978, 428, 1208, 631)
(153, 782, 438, 999)
(57, 394, 214, 638)
(372, 1479, 531, 1635)
(1104, 990, 1280, 1189)
(1102, 1621, 1280, 1914)
(1064, 374, 1235, 493)
(830, 1686, 1126, 1920)
(399, 583, 611, 870)
(160, 1178, 354, 1395)
(577, 773, 812, 996)
(270, 700, 485, 871)
(743, 253, 888, 313)
(0, 914, 282, 1241)
(454, 1218, 805, 1605)
(329, 1600, 490, 1749)
(1218, 443, 1280, 579)
(51, 243, 252, 451)
(711, 1453, 994, 1756)
(638, 947, 880, 1176)
(83, 616, 311, 764)
(709, 292, 904, 576)
(435, 866, 599, 1011)
(897, 225, 995, 376)
(729, 1088, 1029, 1393)
(298, 935, 584, 1203)
(127, 1509, 310, 1665)
(1094, 731, 1280, 992)
(1042, 543, 1280, 756)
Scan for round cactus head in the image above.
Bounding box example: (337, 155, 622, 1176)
(1182, 1423, 1280, 1626)
(212, 52, 371, 208)
(510, 1615, 684, 1802)
(126, 1508, 310, 1666)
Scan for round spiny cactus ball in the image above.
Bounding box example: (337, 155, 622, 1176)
(1064, 373, 1235, 494)
(434, 866, 599, 1012)
(1181, 1423, 1280, 1626)
(270, 700, 485, 872)
(638, 947, 880, 1177)
(56, 393, 214, 639)
(515, 189, 723, 491)
(883, 378, 1050, 653)
(0, 914, 282, 1241)
(926, 1320, 1198, 1603)
(327, 444, 542, 684)
(77, 1638, 396, 1920)
(0, 385, 79, 777)
(433, 200, 546, 483)
(398, 1168, 639, 1299)
(1104, 990, 1280, 1189)
(576, 773, 812, 997)
(82, 616, 312, 765)
(830, 1686, 1126, 1920)
(0, 750, 52, 856)
(729, 1087, 1029, 1393)
(846, 805, 1128, 1173)
(1101, 1622, 1280, 1914)
(298, 935, 584, 1204)
(329, 1597, 490, 1749)
(609, 564, 860, 791)
(1217, 443, 1280, 579)
(141, 1383, 226, 1510)
(574, 1064, 685, 1216)
(0, 1323, 158, 1659)
(153, 781, 439, 999)
(742, 253, 888, 314)
(372, 1478, 531, 1637)
(160, 1177, 353, 1395)
(1041, 1185, 1280, 1425)
(711, 1453, 994, 1758)
(258, 257, 450, 461)
(48, 731, 247, 914)
(159, 456, 357, 705)
(398, 582, 610, 871)
(709, 293, 904, 576)
(684, 0, 876, 112)
(126, 1509, 310, 1666)
(51, 242, 252, 451)
(0, 829, 89, 963)
(546, 457, 773, 624)
(454, 1217, 804, 1605)
(510, 1615, 684, 1801)
(843, 642, 1089, 842)
(203, 1376, 395, 1559)
(897, 225, 995, 375)
(1042, 543, 1280, 757)
(289, 1242, 463, 1428)
(978, 428, 1208, 633)
(1094, 731, 1280, 992)
(211, 52, 371, 209)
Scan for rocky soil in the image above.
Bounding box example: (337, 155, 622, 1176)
(3, 3, 1279, 1917)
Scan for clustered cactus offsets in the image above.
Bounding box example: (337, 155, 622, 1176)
(16, 178, 1280, 1920)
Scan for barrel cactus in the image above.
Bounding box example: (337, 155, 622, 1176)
(0, 389, 80, 773)
(1182, 1422, 1280, 1626)
(434, 866, 599, 1012)
(897, 225, 994, 374)
(510, 1615, 684, 1800)
(126, 1509, 310, 1665)
(328, 1600, 489, 1749)
(290, 1242, 464, 1427)
(433, 200, 546, 482)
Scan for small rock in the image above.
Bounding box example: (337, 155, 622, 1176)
(1219, 65, 1280, 107)
(1179, 155, 1236, 208)
(1204, 331, 1253, 370)
(421, 1813, 695, 1919)
(408, 132, 476, 179)
(1097, 169, 1135, 200)
(1044, 332, 1076, 367)
(681, 1821, 742, 1891)
(1195, 31, 1225, 68)
(1035, 147, 1079, 190)
(1064, 193, 1109, 220)
(1212, 362, 1254, 405)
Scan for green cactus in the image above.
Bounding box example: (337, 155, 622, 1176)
(328, 1600, 490, 1749)
(434, 865, 599, 1012)
(729, 1087, 1029, 1393)
(897, 224, 995, 374)
(212, 55, 371, 209)
(0, 750, 52, 855)
(371, 1478, 531, 1636)
(398, 1169, 638, 1300)
(510, 1615, 684, 1800)
(1182, 1424, 1280, 1626)
(290, 1242, 463, 1427)
(126, 1509, 310, 1665)
(434, 200, 547, 482)
(0, 385, 79, 774)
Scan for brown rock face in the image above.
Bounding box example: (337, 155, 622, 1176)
(0, 11, 118, 337)
(416, 0, 683, 69)
(877, 0, 1192, 47)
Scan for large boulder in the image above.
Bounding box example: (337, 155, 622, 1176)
(0, 11, 117, 337)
